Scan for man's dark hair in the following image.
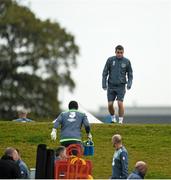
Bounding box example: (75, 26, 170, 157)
(115, 45, 124, 51)
(68, 101, 78, 110)
(55, 146, 65, 157)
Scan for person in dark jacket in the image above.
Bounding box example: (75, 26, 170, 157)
(102, 45, 133, 124)
(127, 161, 147, 179)
(0, 149, 21, 179)
(111, 134, 128, 179)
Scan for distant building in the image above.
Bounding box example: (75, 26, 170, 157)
(94, 106, 171, 124)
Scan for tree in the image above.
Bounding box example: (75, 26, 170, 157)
(0, 0, 79, 120)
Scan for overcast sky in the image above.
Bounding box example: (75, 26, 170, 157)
(20, 0, 171, 111)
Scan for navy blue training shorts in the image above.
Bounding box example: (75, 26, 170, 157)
(107, 85, 126, 102)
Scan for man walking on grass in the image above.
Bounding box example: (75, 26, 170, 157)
(111, 134, 128, 179)
(102, 45, 133, 124)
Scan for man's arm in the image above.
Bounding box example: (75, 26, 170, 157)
(120, 151, 128, 178)
(126, 60, 133, 90)
(102, 58, 109, 89)
(19, 161, 30, 178)
(51, 113, 62, 140)
(82, 114, 92, 139)
(53, 113, 63, 129)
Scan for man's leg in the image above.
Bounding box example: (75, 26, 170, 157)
(108, 101, 116, 123)
(107, 88, 117, 123)
(117, 100, 124, 124)
(116, 85, 126, 124)
(108, 101, 114, 115)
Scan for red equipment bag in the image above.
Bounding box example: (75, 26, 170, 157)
(66, 144, 83, 157)
(54, 158, 92, 179)
(54, 144, 93, 179)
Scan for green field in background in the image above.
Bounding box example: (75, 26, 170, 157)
(0, 122, 171, 179)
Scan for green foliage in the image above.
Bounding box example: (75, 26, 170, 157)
(0, 122, 171, 179)
(0, 0, 79, 119)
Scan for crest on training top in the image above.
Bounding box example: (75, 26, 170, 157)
(121, 63, 126, 68)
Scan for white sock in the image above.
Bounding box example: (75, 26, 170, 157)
(112, 115, 116, 119)
(111, 115, 116, 122)
(119, 117, 123, 124)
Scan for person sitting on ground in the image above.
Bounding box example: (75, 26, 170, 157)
(0, 147, 21, 179)
(16, 149, 30, 179)
(13, 109, 33, 122)
(127, 161, 147, 179)
(55, 146, 67, 160)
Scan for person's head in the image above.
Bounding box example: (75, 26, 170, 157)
(135, 161, 148, 176)
(112, 134, 122, 149)
(18, 110, 28, 118)
(4, 147, 19, 161)
(55, 146, 67, 160)
(68, 101, 78, 110)
(115, 45, 124, 59)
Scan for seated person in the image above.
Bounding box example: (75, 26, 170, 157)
(127, 161, 147, 179)
(55, 146, 67, 160)
(0, 147, 21, 179)
(13, 109, 33, 122)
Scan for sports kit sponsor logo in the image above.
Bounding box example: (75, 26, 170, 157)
(121, 63, 126, 68)
(67, 118, 76, 122)
(68, 112, 76, 122)
(69, 112, 76, 118)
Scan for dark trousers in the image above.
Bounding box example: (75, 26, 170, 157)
(61, 140, 82, 147)
(61, 141, 83, 156)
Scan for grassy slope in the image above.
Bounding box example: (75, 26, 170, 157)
(0, 122, 171, 179)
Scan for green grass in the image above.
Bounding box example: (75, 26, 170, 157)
(0, 122, 171, 179)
